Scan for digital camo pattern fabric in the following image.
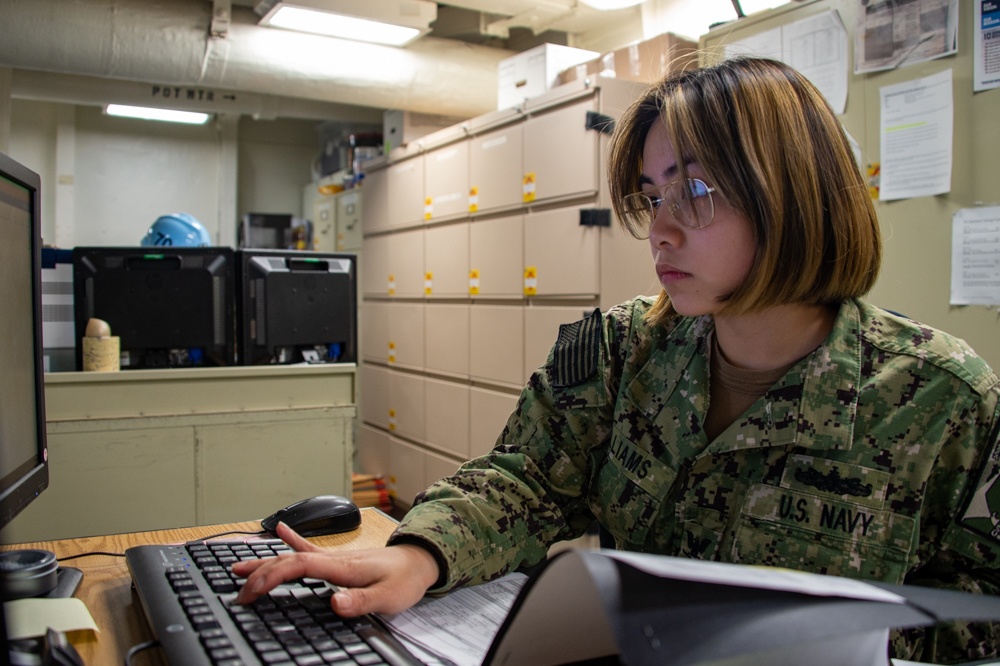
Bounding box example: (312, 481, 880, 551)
(389, 297, 1000, 663)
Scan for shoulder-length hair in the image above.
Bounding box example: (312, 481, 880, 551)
(607, 56, 881, 324)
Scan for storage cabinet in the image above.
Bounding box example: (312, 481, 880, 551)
(387, 157, 425, 229)
(387, 302, 425, 370)
(388, 371, 426, 444)
(469, 386, 519, 458)
(469, 214, 524, 298)
(362, 300, 390, 364)
(358, 78, 652, 508)
(470, 304, 525, 388)
(524, 205, 601, 297)
(361, 166, 390, 235)
(386, 435, 427, 506)
(336, 190, 363, 251)
(522, 96, 600, 203)
(361, 363, 390, 428)
(424, 222, 469, 297)
(425, 303, 470, 377)
(361, 234, 389, 297)
(2, 365, 356, 542)
(469, 122, 523, 214)
(387, 228, 425, 297)
(424, 378, 470, 458)
(424, 138, 470, 221)
(314, 189, 364, 252)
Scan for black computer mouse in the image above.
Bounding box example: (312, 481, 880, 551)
(261, 495, 361, 537)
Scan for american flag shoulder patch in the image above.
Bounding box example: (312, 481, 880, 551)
(552, 308, 602, 387)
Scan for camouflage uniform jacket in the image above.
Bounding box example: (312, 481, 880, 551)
(390, 297, 1000, 661)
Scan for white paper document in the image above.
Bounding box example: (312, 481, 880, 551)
(378, 573, 527, 666)
(951, 206, 1000, 306)
(879, 69, 953, 201)
(781, 10, 849, 114)
(725, 10, 848, 114)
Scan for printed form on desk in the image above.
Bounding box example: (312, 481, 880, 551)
(377, 573, 527, 666)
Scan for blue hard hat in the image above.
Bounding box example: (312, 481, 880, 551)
(141, 213, 211, 247)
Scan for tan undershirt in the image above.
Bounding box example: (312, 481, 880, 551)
(704, 332, 795, 442)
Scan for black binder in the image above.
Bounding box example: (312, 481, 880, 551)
(481, 549, 1000, 666)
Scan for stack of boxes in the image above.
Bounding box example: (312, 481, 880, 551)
(559, 32, 698, 86)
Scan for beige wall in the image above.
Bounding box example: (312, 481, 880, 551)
(701, 0, 1000, 371)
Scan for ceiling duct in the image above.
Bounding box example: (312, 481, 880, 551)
(0, 0, 517, 118)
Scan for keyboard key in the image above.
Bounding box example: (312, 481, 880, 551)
(353, 653, 387, 666)
(253, 639, 283, 653)
(210, 647, 240, 660)
(192, 617, 221, 632)
(210, 580, 237, 593)
(202, 637, 231, 650)
(343, 642, 370, 655)
(318, 648, 348, 661)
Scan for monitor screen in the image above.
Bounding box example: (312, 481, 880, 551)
(237, 249, 356, 365)
(73, 247, 236, 369)
(0, 151, 48, 530)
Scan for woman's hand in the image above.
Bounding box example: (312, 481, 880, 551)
(232, 521, 440, 617)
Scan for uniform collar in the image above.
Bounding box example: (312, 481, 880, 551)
(625, 300, 863, 455)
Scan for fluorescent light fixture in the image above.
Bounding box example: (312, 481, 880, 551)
(254, 0, 436, 47)
(579, 0, 644, 9)
(105, 104, 211, 125)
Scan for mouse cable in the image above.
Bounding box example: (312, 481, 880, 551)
(123, 639, 160, 666)
(188, 529, 268, 543)
(56, 551, 126, 562)
(54, 531, 268, 562)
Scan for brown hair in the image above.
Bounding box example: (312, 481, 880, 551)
(608, 56, 881, 324)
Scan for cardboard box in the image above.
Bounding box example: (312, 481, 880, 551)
(497, 43, 599, 109)
(598, 32, 698, 84)
(383, 110, 463, 152)
(557, 57, 602, 85)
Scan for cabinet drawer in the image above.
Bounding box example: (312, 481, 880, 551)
(523, 97, 599, 203)
(469, 123, 523, 214)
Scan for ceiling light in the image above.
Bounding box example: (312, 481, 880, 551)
(579, 0, 645, 9)
(104, 104, 211, 125)
(254, 0, 436, 47)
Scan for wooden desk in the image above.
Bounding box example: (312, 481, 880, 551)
(2, 508, 397, 665)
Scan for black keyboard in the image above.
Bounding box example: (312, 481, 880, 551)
(126, 538, 423, 666)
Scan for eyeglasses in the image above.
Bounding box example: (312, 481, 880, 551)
(620, 178, 717, 235)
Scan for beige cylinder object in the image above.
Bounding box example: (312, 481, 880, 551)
(82, 336, 120, 372)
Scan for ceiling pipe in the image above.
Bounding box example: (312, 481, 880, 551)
(0, 0, 516, 118)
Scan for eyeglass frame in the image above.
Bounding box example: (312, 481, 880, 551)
(620, 177, 718, 236)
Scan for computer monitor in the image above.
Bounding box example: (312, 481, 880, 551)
(237, 249, 356, 365)
(72, 247, 236, 369)
(0, 151, 48, 531)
